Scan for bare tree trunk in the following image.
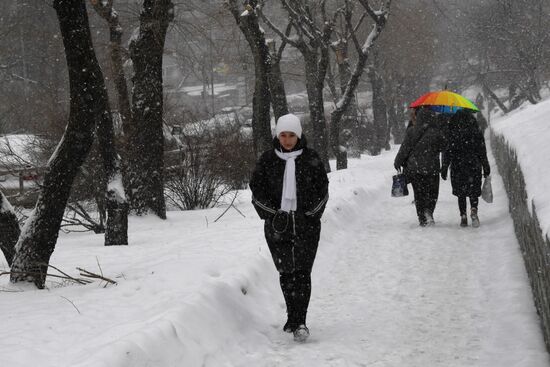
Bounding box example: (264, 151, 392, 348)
(304, 52, 330, 172)
(251, 76, 272, 156)
(127, 0, 173, 218)
(387, 96, 406, 144)
(90, 0, 129, 246)
(387, 102, 397, 143)
(268, 49, 289, 122)
(90, 0, 132, 137)
(242, 5, 272, 156)
(226, 0, 288, 156)
(10, 0, 106, 288)
(0, 191, 19, 266)
(384, 117, 391, 150)
(330, 41, 358, 170)
(97, 109, 128, 246)
(369, 57, 388, 155)
(329, 56, 347, 169)
(326, 61, 340, 102)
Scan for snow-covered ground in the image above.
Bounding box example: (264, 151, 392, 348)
(2, 111, 549, 366)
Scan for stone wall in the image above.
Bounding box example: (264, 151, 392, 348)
(490, 130, 550, 352)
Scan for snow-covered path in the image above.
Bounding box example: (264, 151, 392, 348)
(221, 147, 549, 366)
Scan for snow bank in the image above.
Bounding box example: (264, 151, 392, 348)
(491, 98, 550, 237)
(75, 160, 389, 367)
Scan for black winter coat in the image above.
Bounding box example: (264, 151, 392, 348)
(249, 136, 329, 222)
(249, 136, 329, 273)
(442, 110, 490, 198)
(394, 108, 447, 177)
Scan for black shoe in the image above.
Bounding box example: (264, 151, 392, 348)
(293, 324, 309, 342)
(283, 319, 298, 333)
(460, 215, 468, 227)
(471, 208, 480, 228)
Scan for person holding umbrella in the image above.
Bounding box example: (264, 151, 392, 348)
(394, 107, 447, 226)
(441, 109, 490, 227)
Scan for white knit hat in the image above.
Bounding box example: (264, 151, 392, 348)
(275, 113, 302, 138)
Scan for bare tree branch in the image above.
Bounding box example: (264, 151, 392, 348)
(344, 5, 365, 55)
(257, 3, 300, 49)
(281, 0, 321, 44)
(275, 23, 293, 61)
(77, 267, 117, 286)
(60, 296, 81, 314)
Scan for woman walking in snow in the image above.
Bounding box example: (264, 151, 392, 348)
(249, 113, 329, 342)
(441, 109, 490, 227)
(394, 107, 447, 226)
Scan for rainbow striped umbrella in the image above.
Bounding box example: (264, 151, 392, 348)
(409, 90, 479, 113)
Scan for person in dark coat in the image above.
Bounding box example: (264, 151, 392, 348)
(249, 113, 329, 342)
(441, 109, 490, 227)
(394, 107, 447, 226)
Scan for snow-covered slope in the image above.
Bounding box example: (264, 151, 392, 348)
(1, 130, 549, 366)
(491, 98, 550, 237)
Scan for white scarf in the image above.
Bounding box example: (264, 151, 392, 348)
(275, 148, 303, 212)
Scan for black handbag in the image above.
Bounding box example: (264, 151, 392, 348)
(392, 124, 428, 198)
(391, 173, 409, 197)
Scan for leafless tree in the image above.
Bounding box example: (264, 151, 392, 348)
(329, 0, 392, 167)
(88, 0, 130, 246)
(226, 0, 275, 157)
(260, 0, 342, 171)
(10, 0, 118, 288)
(126, 0, 174, 218)
(326, 0, 364, 167)
(431, 0, 550, 113)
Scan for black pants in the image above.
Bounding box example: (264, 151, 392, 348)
(458, 196, 479, 215)
(280, 272, 311, 325)
(264, 216, 320, 325)
(408, 173, 440, 224)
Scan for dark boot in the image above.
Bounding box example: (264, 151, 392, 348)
(460, 214, 468, 227)
(471, 208, 480, 228)
(280, 273, 297, 332)
(283, 313, 298, 333)
(418, 214, 428, 227)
